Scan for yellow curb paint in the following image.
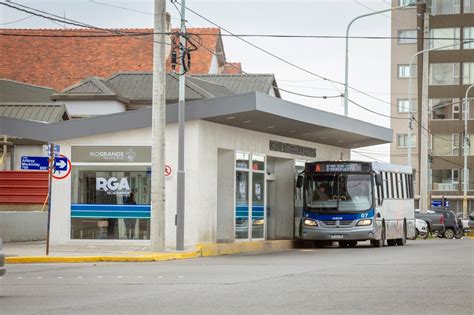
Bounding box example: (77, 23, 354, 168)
(6, 240, 293, 264)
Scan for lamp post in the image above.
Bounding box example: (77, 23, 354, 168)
(343, 2, 416, 116)
(463, 84, 474, 220)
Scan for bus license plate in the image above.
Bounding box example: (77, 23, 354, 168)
(330, 234, 343, 239)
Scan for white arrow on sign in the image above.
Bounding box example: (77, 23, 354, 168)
(55, 160, 67, 169)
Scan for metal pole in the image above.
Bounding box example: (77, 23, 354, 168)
(46, 143, 54, 255)
(176, 0, 186, 251)
(344, 3, 414, 116)
(463, 85, 474, 220)
(150, 0, 167, 252)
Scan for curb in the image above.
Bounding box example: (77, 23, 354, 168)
(5, 240, 294, 264)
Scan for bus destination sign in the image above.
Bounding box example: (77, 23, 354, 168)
(308, 162, 370, 173)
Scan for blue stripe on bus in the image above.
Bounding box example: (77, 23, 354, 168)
(304, 209, 375, 221)
(71, 204, 151, 219)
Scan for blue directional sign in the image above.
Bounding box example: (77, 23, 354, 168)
(431, 200, 450, 208)
(54, 157, 68, 171)
(21, 156, 49, 170)
(44, 144, 60, 157)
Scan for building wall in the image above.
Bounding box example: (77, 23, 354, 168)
(390, 2, 419, 194)
(49, 119, 350, 246)
(62, 100, 126, 118)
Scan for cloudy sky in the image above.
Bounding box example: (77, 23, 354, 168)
(1, 0, 401, 161)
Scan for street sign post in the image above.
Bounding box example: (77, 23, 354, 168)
(44, 144, 60, 157)
(21, 156, 49, 170)
(431, 200, 450, 208)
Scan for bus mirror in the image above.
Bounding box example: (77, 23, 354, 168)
(296, 175, 303, 188)
(375, 173, 382, 186)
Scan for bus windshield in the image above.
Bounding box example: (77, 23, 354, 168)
(305, 174, 373, 212)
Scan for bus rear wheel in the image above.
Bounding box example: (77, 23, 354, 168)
(387, 239, 397, 246)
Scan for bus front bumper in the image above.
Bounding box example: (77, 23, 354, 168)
(302, 227, 376, 241)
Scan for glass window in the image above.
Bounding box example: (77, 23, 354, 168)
(398, 64, 417, 78)
(429, 0, 461, 15)
(235, 170, 249, 239)
(236, 152, 250, 169)
(432, 133, 460, 156)
(463, 62, 474, 84)
(463, 27, 474, 49)
(398, 99, 416, 113)
(429, 28, 460, 50)
(252, 172, 265, 238)
(251, 154, 265, 172)
(430, 98, 460, 119)
(397, 134, 416, 148)
(70, 166, 151, 240)
(399, 0, 416, 5)
(432, 169, 459, 191)
(398, 29, 417, 44)
(429, 63, 460, 85)
(464, 0, 474, 13)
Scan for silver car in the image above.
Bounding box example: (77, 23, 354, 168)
(0, 238, 6, 277)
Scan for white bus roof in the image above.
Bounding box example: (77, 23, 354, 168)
(371, 162, 412, 174)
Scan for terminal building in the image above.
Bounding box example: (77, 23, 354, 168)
(1, 89, 391, 247)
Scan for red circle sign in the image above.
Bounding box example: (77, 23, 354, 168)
(165, 164, 172, 177)
(50, 154, 72, 180)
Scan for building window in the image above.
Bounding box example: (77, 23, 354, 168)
(397, 134, 416, 148)
(398, 64, 416, 78)
(397, 99, 416, 113)
(432, 133, 460, 156)
(399, 0, 416, 5)
(463, 27, 474, 49)
(463, 62, 474, 84)
(465, 0, 474, 13)
(71, 166, 151, 240)
(429, 63, 460, 85)
(429, 28, 460, 50)
(432, 169, 459, 191)
(430, 98, 460, 119)
(398, 30, 417, 44)
(429, 0, 461, 15)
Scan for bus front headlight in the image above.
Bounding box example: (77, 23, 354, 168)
(356, 219, 372, 226)
(304, 219, 318, 226)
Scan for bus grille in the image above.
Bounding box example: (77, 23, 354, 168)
(339, 220, 353, 226)
(322, 221, 336, 226)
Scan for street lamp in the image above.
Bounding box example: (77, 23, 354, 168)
(463, 84, 474, 220)
(343, 2, 417, 116)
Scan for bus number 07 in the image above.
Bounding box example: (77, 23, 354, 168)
(360, 213, 368, 218)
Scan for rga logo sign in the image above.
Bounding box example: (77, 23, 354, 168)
(96, 177, 131, 195)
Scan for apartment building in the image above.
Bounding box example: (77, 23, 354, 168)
(391, 0, 474, 212)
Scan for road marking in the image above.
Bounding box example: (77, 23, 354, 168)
(77, 276, 83, 279)
(97, 276, 103, 279)
(36, 277, 43, 279)
(117, 276, 123, 279)
(57, 277, 63, 279)
(178, 275, 184, 279)
(16, 276, 23, 279)
(157, 276, 163, 279)
(137, 276, 143, 279)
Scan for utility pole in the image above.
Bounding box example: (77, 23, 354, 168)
(419, 13, 430, 214)
(150, 0, 167, 252)
(176, 0, 187, 250)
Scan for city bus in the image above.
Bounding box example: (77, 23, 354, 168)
(294, 161, 415, 247)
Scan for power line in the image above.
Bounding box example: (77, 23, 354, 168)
(347, 98, 407, 120)
(0, 14, 34, 25)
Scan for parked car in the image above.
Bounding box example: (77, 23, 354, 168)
(0, 238, 5, 277)
(428, 209, 461, 239)
(415, 210, 445, 237)
(415, 219, 428, 239)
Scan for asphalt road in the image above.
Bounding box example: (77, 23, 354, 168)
(1, 239, 473, 315)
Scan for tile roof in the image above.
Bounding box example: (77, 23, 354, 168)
(0, 79, 56, 102)
(0, 103, 70, 123)
(0, 28, 241, 91)
(52, 72, 279, 103)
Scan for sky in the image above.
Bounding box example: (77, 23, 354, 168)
(0, 0, 402, 162)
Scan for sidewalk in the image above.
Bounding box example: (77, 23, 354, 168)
(4, 240, 294, 264)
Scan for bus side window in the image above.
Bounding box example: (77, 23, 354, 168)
(400, 173, 405, 199)
(383, 172, 389, 199)
(376, 175, 383, 206)
(396, 173, 402, 199)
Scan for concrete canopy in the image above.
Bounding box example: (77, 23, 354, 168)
(0, 92, 391, 148)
